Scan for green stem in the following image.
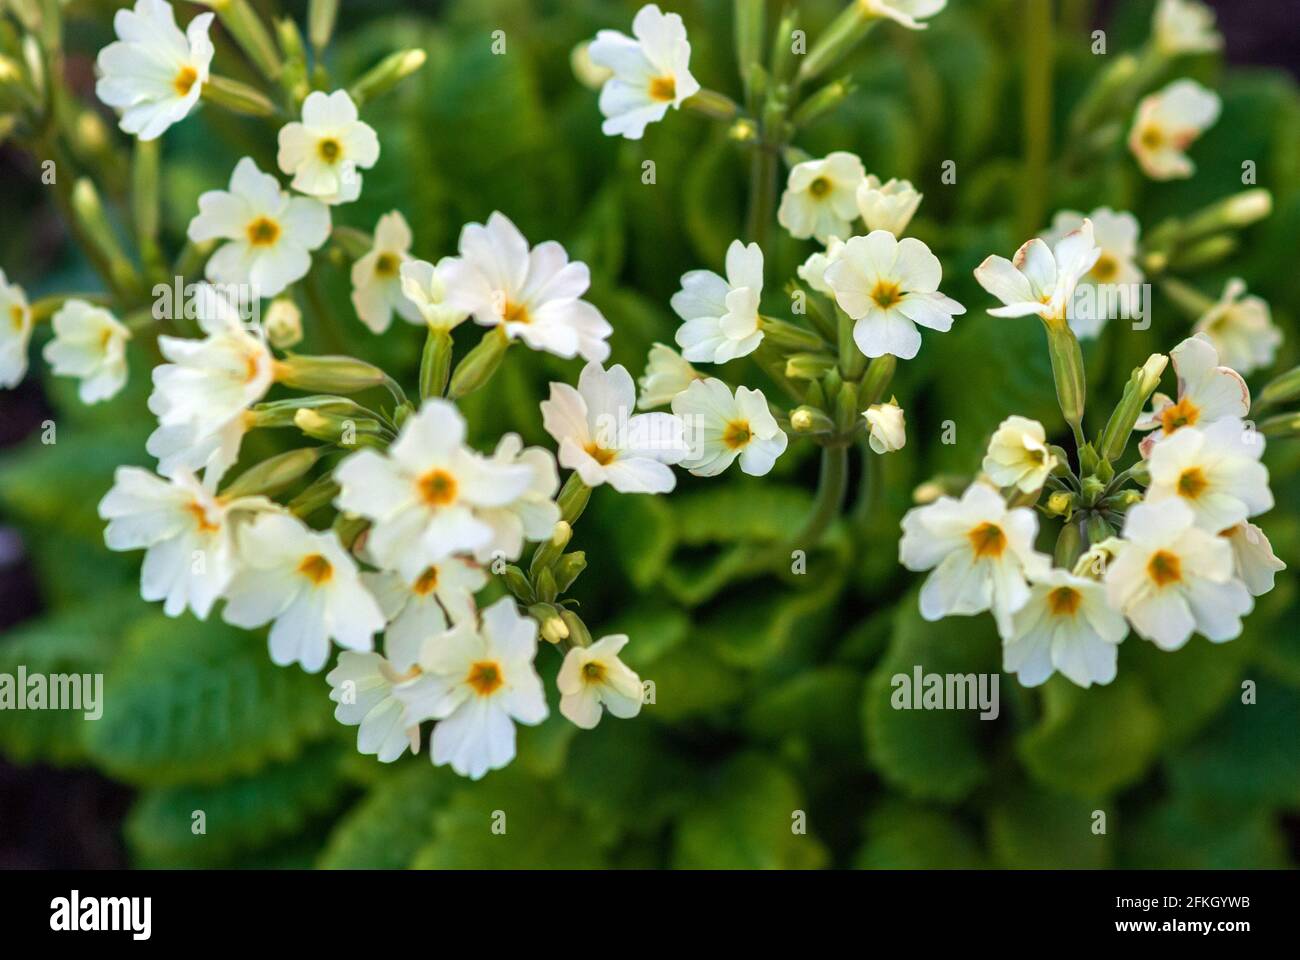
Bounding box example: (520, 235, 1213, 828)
(1019, 0, 1053, 240)
(745, 143, 778, 253)
(791, 444, 849, 547)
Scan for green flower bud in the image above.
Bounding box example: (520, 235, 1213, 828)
(1044, 319, 1086, 432)
(1054, 519, 1083, 568)
(529, 521, 573, 577)
(1256, 365, 1300, 414)
(307, 0, 339, 50)
(557, 473, 590, 525)
(293, 407, 386, 446)
(1045, 490, 1075, 518)
(789, 405, 835, 435)
(201, 74, 278, 117)
(859, 354, 897, 407)
(785, 353, 837, 381)
(349, 48, 427, 106)
(503, 565, 534, 603)
(276, 354, 390, 393)
(1080, 474, 1106, 506)
(534, 566, 558, 604)
(553, 551, 587, 593)
(419, 326, 453, 400)
(529, 603, 568, 644)
(792, 78, 852, 128)
(1086, 512, 1114, 546)
(448, 326, 511, 399)
(221, 447, 323, 498)
(760, 317, 826, 353)
(798, 2, 878, 85)
(558, 609, 593, 648)
(1259, 412, 1300, 440)
(201, 0, 281, 81)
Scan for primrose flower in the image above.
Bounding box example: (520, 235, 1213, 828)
(557, 635, 644, 729)
(974, 219, 1101, 325)
(1004, 569, 1128, 688)
(862, 0, 949, 31)
(43, 300, 132, 404)
(637, 343, 701, 410)
(1220, 522, 1286, 597)
(864, 398, 906, 454)
(1136, 335, 1249, 451)
(399, 259, 468, 333)
(1145, 418, 1272, 532)
(796, 236, 847, 296)
(1192, 278, 1283, 376)
(671, 378, 787, 477)
(1128, 79, 1221, 180)
(351, 211, 422, 333)
(855, 175, 922, 236)
(276, 90, 379, 204)
(824, 230, 966, 360)
(671, 240, 765, 364)
(95, 0, 214, 141)
(471, 434, 562, 564)
(187, 157, 331, 298)
(0, 270, 34, 388)
(587, 4, 699, 140)
(327, 651, 421, 763)
(778, 152, 865, 243)
(1152, 0, 1222, 57)
(982, 416, 1059, 493)
(362, 558, 488, 672)
(1041, 208, 1143, 338)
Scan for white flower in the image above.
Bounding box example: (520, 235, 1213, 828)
(637, 342, 700, 410)
(362, 558, 488, 671)
(438, 211, 612, 362)
(862, 0, 948, 30)
(543, 361, 686, 494)
(671, 240, 765, 363)
(1145, 418, 1272, 532)
(327, 651, 420, 763)
(982, 415, 1059, 493)
(1192, 278, 1283, 376)
(1041, 208, 1143, 338)
(223, 512, 384, 673)
(0, 269, 33, 388)
(587, 4, 700, 140)
(1105, 498, 1251, 649)
(557, 635, 644, 729)
(1073, 536, 1128, 581)
(187, 157, 331, 298)
(671, 378, 787, 477)
(276, 90, 379, 204)
(398, 259, 468, 333)
(824, 230, 965, 360)
(333, 400, 536, 580)
(98, 466, 267, 619)
(471, 433, 562, 564)
(899, 481, 1051, 638)
(974, 219, 1101, 324)
(43, 300, 132, 404)
(395, 597, 548, 780)
(263, 297, 303, 349)
(1221, 522, 1285, 597)
(777, 152, 865, 242)
(94, 0, 214, 141)
(1136, 335, 1249, 451)
(864, 398, 906, 454)
(1004, 569, 1128, 688)
(571, 40, 614, 90)
(1128, 79, 1221, 180)
(1152, 0, 1222, 56)
(855, 175, 922, 235)
(796, 236, 847, 296)
(350, 211, 421, 333)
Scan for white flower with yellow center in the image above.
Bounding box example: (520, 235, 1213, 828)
(542, 361, 686, 494)
(1105, 499, 1251, 649)
(438, 211, 612, 362)
(1146, 418, 1272, 532)
(1004, 569, 1128, 688)
(796, 236, 847, 296)
(824, 230, 966, 360)
(362, 558, 488, 672)
(187, 157, 331, 298)
(333, 400, 536, 580)
(0, 269, 33, 388)
(395, 597, 548, 780)
(1040, 208, 1143, 338)
(899, 481, 1051, 638)
(557, 635, 644, 729)
(1128, 79, 1221, 180)
(222, 512, 384, 673)
(862, 0, 948, 30)
(43, 300, 132, 404)
(1192, 278, 1283, 376)
(974, 219, 1101, 324)
(778, 152, 866, 242)
(1073, 536, 1128, 581)
(1152, 0, 1222, 56)
(982, 415, 1059, 493)
(472, 434, 562, 564)
(350, 211, 421, 333)
(856, 175, 922, 235)
(98, 466, 269, 619)
(94, 0, 214, 141)
(1136, 335, 1249, 453)
(671, 378, 787, 478)
(587, 4, 700, 140)
(637, 342, 701, 410)
(863, 397, 906, 454)
(399, 259, 468, 334)
(671, 240, 765, 363)
(1220, 522, 1286, 597)
(276, 90, 379, 205)
(327, 651, 421, 763)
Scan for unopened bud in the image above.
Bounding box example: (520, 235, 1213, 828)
(221, 447, 323, 498)
(1045, 490, 1075, 518)
(760, 317, 826, 353)
(350, 48, 427, 105)
(448, 326, 510, 399)
(264, 298, 303, 349)
(503, 565, 534, 603)
(553, 551, 587, 593)
(275, 354, 390, 393)
(789, 405, 834, 435)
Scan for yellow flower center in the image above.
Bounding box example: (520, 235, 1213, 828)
(298, 553, 334, 585)
(1158, 396, 1200, 434)
(317, 137, 342, 163)
(1090, 254, 1119, 282)
(583, 441, 617, 466)
(418, 468, 458, 507)
(1139, 124, 1165, 151)
(173, 65, 198, 97)
(1147, 549, 1182, 587)
(185, 500, 220, 534)
(413, 566, 439, 596)
(1177, 466, 1209, 499)
(502, 300, 530, 324)
(722, 419, 752, 450)
(374, 253, 399, 277)
(582, 660, 607, 684)
(9, 305, 25, 331)
(870, 279, 903, 310)
(968, 522, 1007, 559)
(648, 75, 676, 102)
(246, 216, 281, 247)
(1046, 586, 1082, 616)
(466, 660, 504, 697)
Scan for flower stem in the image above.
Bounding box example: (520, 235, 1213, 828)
(745, 143, 779, 253)
(792, 444, 849, 547)
(1019, 0, 1053, 240)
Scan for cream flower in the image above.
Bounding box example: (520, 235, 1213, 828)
(671, 240, 765, 363)
(94, 0, 214, 141)
(1041, 208, 1143, 338)
(470, 433, 562, 564)
(796, 236, 847, 296)
(395, 597, 548, 780)
(438, 211, 612, 362)
(98, 466, 268, 619)
(1221, 522, 1286, 597)
(0, 269, 33, 388)
(637, 342, 700, 410)
(1128, 79, 1221, 180)
(1073, 536, 1128, 581)
(862, 0, 948, 30)
(557, 635, 644, 729)
(362, 558, 488, 672)
(1136, 335, 1249, 451)
(982, 415, 1059, 493)
(1004, 569, 1128, 688)
(43, 300, 132, 404)
(263, 297, 302, 349)
(187, 157, 331, 298)
(671, 378, 787, 477)
(777, 152, 865, 242)
(587, 4, 699, 140)
(855, 175, 922, 235)
(1192, 278, 1283, 376)
(824, 230, 966, 360)
(571, 40, 614, 90)
(398, 259, 468, 333)
(1152, 0, 1222, 56)
(899, 481, 1051, 638)
(350, 211, 421, 333)
(864, 398, 906, 454)
(333, 400, 536, 580)
(974, 219, 1101, 324)
(327, 651, 421, 763)
(1105, 499, 1251, 649)
(276, 89, 379, 205)
(542, 361, 686, 494)
(1146, 418, 1272, 532)
(223, 512, 384, 673)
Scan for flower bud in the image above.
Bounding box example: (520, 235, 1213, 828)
(1045, 490, 1075, 518)
(199, 0, 282, 80)
(530, 603, 569, 644)
(1080, 475, 1106, 506)
(791, 78, 852, 128)
(558, 609, 593, 648)
(201, 74, 278, 117)
(1259, 412, 1300, 440)
(1054, 519, 1083, 568)
(859, 354, 897, 406)
(789, 404, 835, 435)
(553, 551, 587, 593)
(71, 178, 142, 297)
(349, 48, 427, 106)
(529, 520, 573, 576)
(221, 447, 323, 498)
(557, 473, 590, 525)
(275, 354, 390, 393)
(1097, 353, 1167, 462)
(419, 326, 453, 400)
(1044, 321, 1086, 431)
(503, 564, 534, 603)
(307, 0, 340, 50)
(1256, 365, 1300, 413)
(448, 326, 511, 399)
(293, 407, 385, 446)
(264, 298, 303, 349)
(798, 2, 878, 84)
(760, 317, 826, 353)
(534, 567, 558, 604)
(1086, 512, 1114, 546)
(785, 353, 836, 381)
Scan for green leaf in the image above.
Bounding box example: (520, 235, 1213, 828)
(854, 802, 985, 869)
(634, 644, 745, 724)
(1123, 632, 1254, 746)
(744, 666, 864, 765)
(319, 760, 458, 870)
(587, 487, 675, 590)
(1119, 800, 1289, 869)
(987, 784, 1112, 869)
